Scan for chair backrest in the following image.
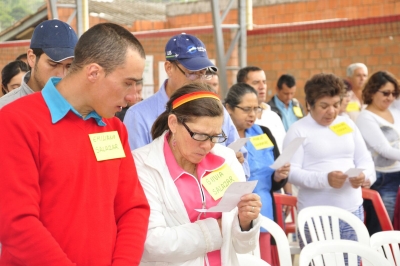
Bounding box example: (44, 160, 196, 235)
(362, 188, 394, 231)
(298, 206, 371, 266)
(298, 206, 370, 245)
(299, 239, 391, 266)
(370, 231, 400, 266)
(259, 215, 292, 266)
(273, 193, 297, 235)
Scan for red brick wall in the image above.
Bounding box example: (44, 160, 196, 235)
(247, 18, 400, 105)
(2, 0, 400, 103)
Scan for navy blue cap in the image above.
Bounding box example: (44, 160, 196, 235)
(30, 20, 78, 62)
(165, 33, 217, 72)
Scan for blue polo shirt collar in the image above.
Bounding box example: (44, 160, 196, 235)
(42, 77, 106, 126)
(274, 95, 293, 110)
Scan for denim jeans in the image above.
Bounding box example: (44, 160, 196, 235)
(373, 171, 400, 221)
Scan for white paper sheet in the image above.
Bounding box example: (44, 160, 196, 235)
(227, 137, 250, 153)
(195, 180, 258, 213)
(345, 168, 364, 178)
(270, 137, 306, 169)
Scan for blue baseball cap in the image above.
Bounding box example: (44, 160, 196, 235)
(30, 20, 78, 62)
(165, 33, 217, 72)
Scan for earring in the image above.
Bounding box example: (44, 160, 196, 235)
(172, 134, 176, 149)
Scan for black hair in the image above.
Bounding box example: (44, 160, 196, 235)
(1, 60, 29, 94)
(277, 74, 296, 90)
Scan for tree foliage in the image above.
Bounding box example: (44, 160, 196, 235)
(0, 0, 45, 32)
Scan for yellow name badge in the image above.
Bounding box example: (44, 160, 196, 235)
(329, 122, 353, 136)
(201, 164, 240, 200)
(250, 134, 274, 150)
(293, 106, 303, 118)
(346, 102, 360, 112)
(89, 131, 126, 161)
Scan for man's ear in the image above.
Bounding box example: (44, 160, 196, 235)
(86, 63, 102, 83)
(165, 61, 173, 77)
(27, 49, 36, 69)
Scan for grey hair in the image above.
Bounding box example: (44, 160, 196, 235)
(346, 63, 368, 77)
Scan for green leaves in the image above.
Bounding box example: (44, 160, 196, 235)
(0, 0, 44, 32)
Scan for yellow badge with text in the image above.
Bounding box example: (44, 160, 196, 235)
(250, 134, 274, 150)
(346, 102, 360, 112)
(201, 164, 239, 200)
(293, 106, 303, 118)
(329, 122, 353, 136)
(89, 131, 126, 161)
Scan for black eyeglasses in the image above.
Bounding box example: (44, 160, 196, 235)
(180, 121, 227, 143)
(235, 105, 263, 114)
(377, 90, 399, 98)
(173, 62, 213, 81)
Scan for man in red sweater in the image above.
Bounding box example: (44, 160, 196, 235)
(0, 23, 150, 265)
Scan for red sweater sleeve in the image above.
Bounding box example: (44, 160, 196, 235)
(0, 109, 76, 265)
(111, 123, 150, 265)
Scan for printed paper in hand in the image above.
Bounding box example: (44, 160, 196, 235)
(195, 180, 258, 213)
(227, 137, 250, 152)
(270, 137, 306, 169)
(344, 168, 364, 178)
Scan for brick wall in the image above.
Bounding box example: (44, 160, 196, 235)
(2, 0, 400, 104)
(246, 18, 400, 105)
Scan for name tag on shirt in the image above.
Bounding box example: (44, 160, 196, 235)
(329, 122, 353, 136)
(89, 131, 126, 161)
(293, 106, 303, 118)
(250, 134, 274, 150)
(346, 102, 360, 112)
(201, 164, 239, 200)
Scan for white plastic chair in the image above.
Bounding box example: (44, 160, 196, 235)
(259, 215, 292, 266)
(237, 215, 292, 266)
(297, 206, 371, 266)
(299, 239, 391, 266)
(370, 231, 400, 266)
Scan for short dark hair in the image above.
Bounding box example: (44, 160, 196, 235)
(277, 74, 296, 90)
(151, 83, 223, 140)
(236, 66, 263, 83)
(362, 71, 399, 105)
(1, 60, 29, 94)
(69, 23, 146, 74)
(31, 48, 44, 60)
(15, 53, 27, 61)
(304, 73, 345, 108)
(224, 83, 258, 109)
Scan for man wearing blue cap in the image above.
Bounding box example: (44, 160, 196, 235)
(0, 19, 78, 108)
(124, 34, 245, 163)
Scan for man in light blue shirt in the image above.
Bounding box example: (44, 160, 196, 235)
(124, 33, 249, 175)
(268, 74, 305, 131)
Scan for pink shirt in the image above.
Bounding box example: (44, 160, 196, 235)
(163, 133, 225, 266)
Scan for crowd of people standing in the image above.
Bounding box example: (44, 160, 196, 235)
(0, 18, 399, 266)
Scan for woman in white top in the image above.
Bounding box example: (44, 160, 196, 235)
(283, 74, 375, 259)
(356, 71, 400, 234)
(132, 83, 266, 266)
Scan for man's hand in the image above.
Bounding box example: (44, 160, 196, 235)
(328, 171, 347, 188)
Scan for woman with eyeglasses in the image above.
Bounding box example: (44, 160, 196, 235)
(356, 71, 400, 233)
(132, 83, 266, 266)
(225, 82, 289, 265)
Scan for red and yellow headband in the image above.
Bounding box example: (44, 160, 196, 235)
(172, 91, 220, 109)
